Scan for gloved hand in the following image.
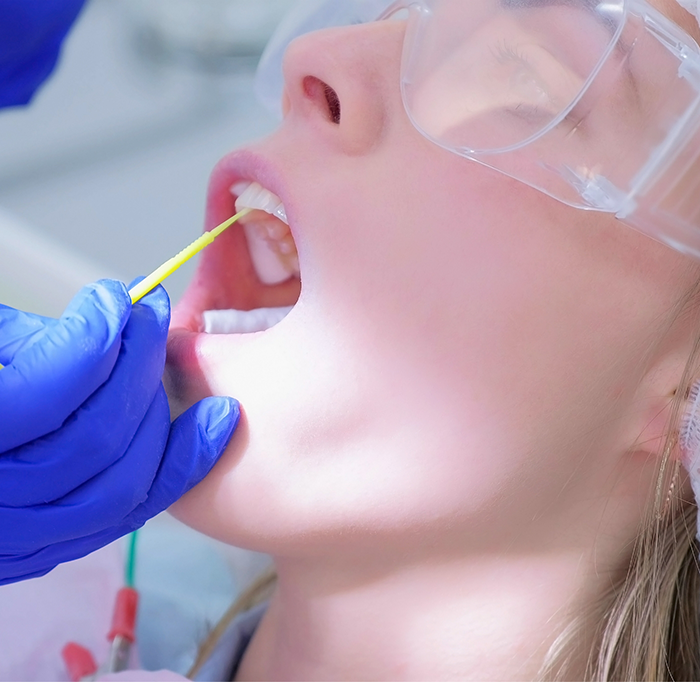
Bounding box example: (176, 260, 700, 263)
(0, 0, 87, 109)
(0, 280, 239, 585)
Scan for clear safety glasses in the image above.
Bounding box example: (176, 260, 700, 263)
(256, 0, 700, 260)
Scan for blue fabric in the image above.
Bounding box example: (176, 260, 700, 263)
(0, 281, 241, 585)
(193, 602, 267, 681)
(0, 0, 87, 108)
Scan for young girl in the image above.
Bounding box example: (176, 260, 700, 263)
(150, 0, 700, 678)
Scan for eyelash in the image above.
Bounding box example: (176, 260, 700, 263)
(493, 41, 532, 69)
(492, 41, 587, 136)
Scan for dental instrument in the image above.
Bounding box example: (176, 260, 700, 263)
(0, 209, 252, 371)
(128, 208, 252, 304)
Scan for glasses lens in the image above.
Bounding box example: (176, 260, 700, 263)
(402, 0, 624, 153)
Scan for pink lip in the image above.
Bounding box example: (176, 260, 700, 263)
(167, 146, 302, 370)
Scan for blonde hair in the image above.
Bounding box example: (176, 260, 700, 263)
(540, 487, 700, 681)
(541, 283, 700, 681)
(190, 287, 700, 682)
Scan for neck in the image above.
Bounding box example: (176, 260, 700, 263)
(235, 549, 605, 681)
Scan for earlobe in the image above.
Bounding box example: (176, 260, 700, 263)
(631, 390, 679, 462)
(628, 345, 700, 465)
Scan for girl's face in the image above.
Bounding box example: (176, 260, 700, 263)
(166, 3, 700, 563)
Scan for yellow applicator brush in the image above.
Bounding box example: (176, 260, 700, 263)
(0, 208, 252, 370)
(128, 207, 252, 303)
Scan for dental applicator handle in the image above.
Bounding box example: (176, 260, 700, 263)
(0, 209, 252, 370)
(128, 208, 252, 304)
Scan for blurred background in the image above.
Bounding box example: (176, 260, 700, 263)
(0, 0, 292, 316)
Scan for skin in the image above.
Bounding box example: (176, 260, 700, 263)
(165, 2, 700, 679)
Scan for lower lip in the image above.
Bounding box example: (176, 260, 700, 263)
(167, 326, 261, 369)
(168, 307, 295, 378)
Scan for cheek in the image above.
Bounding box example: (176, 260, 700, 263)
(315, 153, 623, 394)
(308, 151, 676, 489)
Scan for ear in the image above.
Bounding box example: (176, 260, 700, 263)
(625, 352, 694, 464)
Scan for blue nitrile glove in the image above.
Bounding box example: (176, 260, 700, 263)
(0, 0, 87, 109)
(0, 280, 240, 585)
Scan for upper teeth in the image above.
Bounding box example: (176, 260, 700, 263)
(234, 181, 288, 224)
(233, 181, 299, 285)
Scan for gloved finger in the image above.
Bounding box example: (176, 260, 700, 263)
(0, 386, 171, 554)
(0, 556, 55, 586)
(0, 397, 241, 580)
(0, 0, 87, 108)
(0, 280, 131, 451)
(0, 290, 172, 506)
(0, 305, 52, 364)
(120, 396, 241, 529)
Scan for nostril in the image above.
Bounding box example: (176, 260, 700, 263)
(303, 76, 341, 124)
(324, 84, 341, 124)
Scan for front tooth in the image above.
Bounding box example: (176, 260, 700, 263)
(235, 182, 288, 224)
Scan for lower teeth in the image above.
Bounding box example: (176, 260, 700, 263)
(203, 307, 293, 334)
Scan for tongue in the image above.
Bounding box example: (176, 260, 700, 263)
(203, 307, 293, 334)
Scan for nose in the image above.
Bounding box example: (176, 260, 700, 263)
(280, 21, 406, 156)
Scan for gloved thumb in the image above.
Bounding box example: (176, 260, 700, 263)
(121, 397, 241, 527)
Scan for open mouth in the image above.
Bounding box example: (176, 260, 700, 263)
(181, 177, 303, 336)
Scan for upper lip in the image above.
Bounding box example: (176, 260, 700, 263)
(209, 149, 293, 235)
